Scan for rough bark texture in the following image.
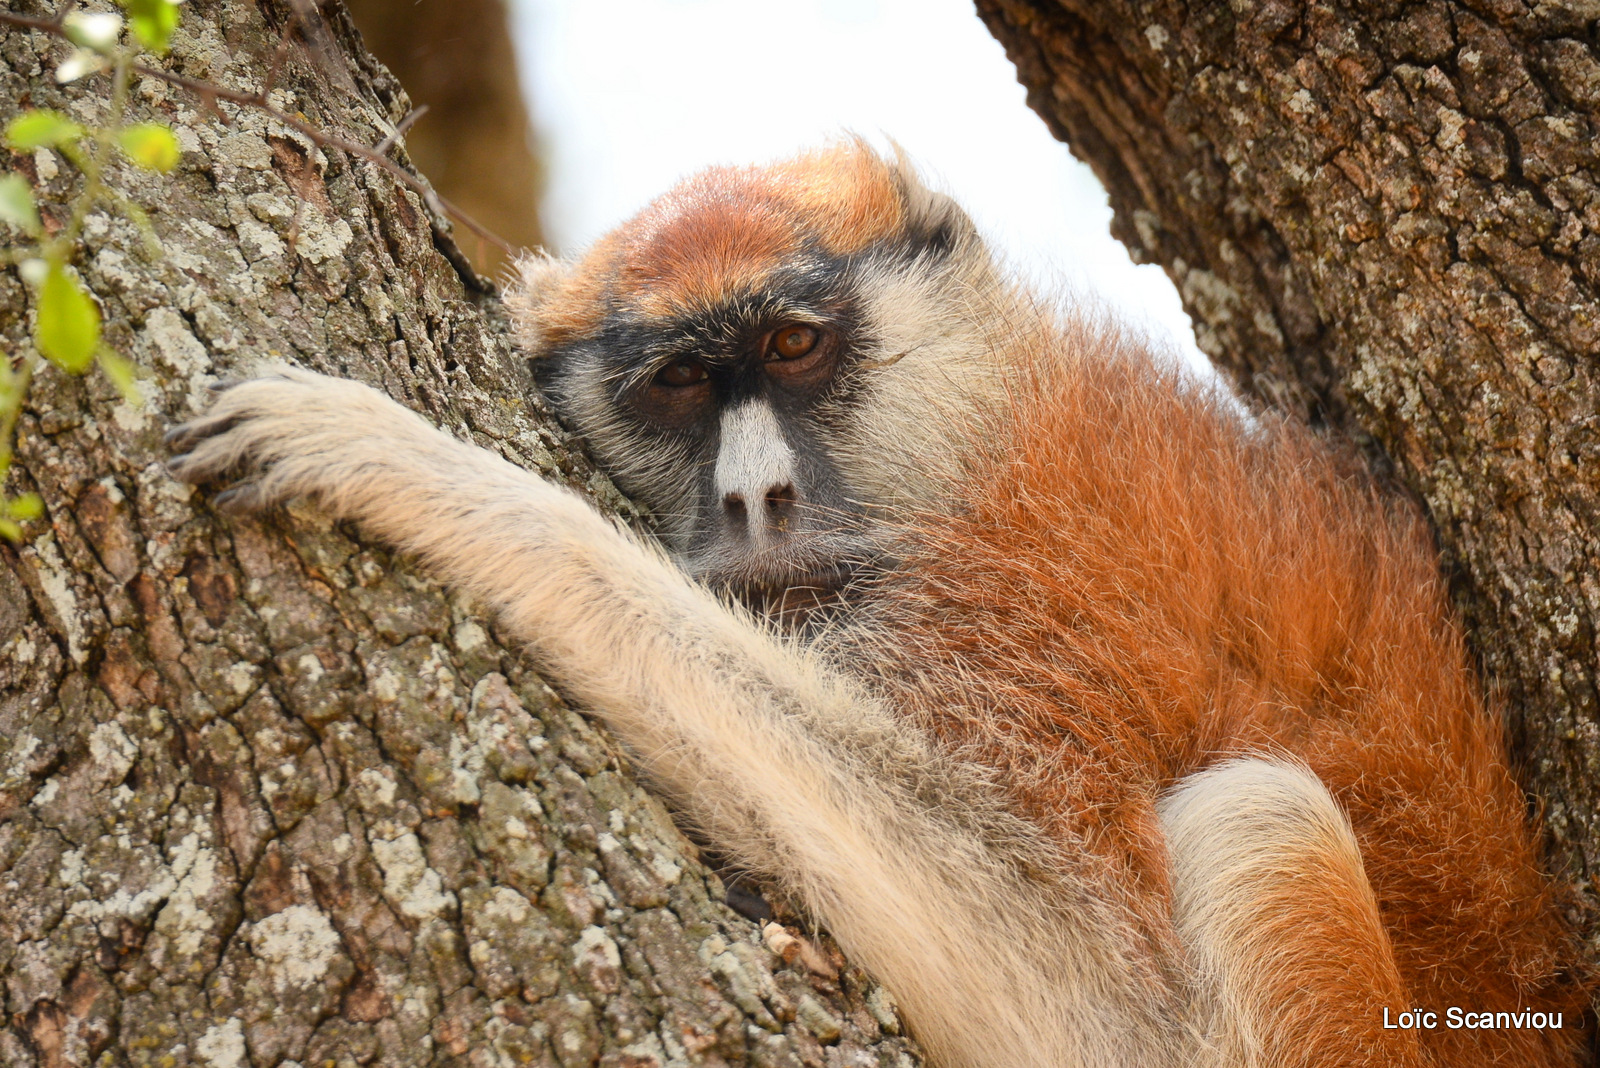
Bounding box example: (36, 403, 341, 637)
(0, 3, 921, 1065)
(976, 0, 1600, 957)
(343, 0, 545, 276)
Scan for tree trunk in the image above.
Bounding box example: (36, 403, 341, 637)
(0, 3, 921, 1065)
(976, 0, 1600, 960)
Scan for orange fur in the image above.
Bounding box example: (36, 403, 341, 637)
(532, 142, 906, 347)
(846, 318, 1589, 1066)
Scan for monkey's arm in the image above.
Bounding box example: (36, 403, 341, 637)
(166, 367, 1179, 1068)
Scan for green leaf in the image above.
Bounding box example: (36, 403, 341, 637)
(5, 110, 86, 151)
(118, 123, 180, 172)
(98, 348, 142, 404)
(0, 174, 40, 234)
(0, 518, 21, 542)
(5, 493, 43, 521)
(36, 265, 101, 373)
(123, 0, 181, 54)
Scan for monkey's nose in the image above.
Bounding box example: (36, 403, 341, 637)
(723, 481, 798, 537)
(715, 399, 800, 541)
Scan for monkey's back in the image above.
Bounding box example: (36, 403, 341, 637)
(849, 317, 1590, 1067)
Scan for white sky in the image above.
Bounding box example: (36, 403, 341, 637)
(506, 0, 1205, 367)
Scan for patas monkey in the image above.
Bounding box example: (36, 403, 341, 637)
(168, 142, 1587, 1068)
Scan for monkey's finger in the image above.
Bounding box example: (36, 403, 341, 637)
(163, 412, 245, 452)
(212, 481, 273, 513)
(165, 421, 268, 485)
(165, 449, 230, 484)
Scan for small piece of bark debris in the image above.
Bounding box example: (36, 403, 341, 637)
(762, 921, 839, 980)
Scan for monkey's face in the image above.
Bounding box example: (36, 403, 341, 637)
(514, 142, 1004, 618)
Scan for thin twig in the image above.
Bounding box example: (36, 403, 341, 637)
(0, 11, 58, 33)
(260, 18, 297, 100)
(61, 50, 132, 248)
(130, 62, 517, 257)
(0, 354, 38, 482)
(375, 104, 428, 156)
(194, 86, 228, 126)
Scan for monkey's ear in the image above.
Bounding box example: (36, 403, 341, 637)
(885, 143, 981, 260)
(505, 251, 576, 356)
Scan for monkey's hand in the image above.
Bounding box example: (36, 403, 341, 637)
(166, 366, 465, 516)
(167, 366, 719, 688)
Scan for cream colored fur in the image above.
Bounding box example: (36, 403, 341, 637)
(1158, 759, 1394, 1067)
(715, 399, 797, 541)
(827, 256, 1019, 511)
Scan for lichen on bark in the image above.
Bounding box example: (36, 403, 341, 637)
(0, 2, 922, 1064)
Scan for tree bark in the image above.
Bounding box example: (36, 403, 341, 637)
(976, 0, 1600, 959)
(0, 3, 921, 1065)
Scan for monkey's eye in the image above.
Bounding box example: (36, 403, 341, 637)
(768, 325, 818, 361)
(654, 360, 709, 387)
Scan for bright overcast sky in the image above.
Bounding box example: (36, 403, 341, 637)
(506, 0, 1205, 367)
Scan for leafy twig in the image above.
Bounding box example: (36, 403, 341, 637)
(0, 0, 523, 540)
(0, 9, 518, 258)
